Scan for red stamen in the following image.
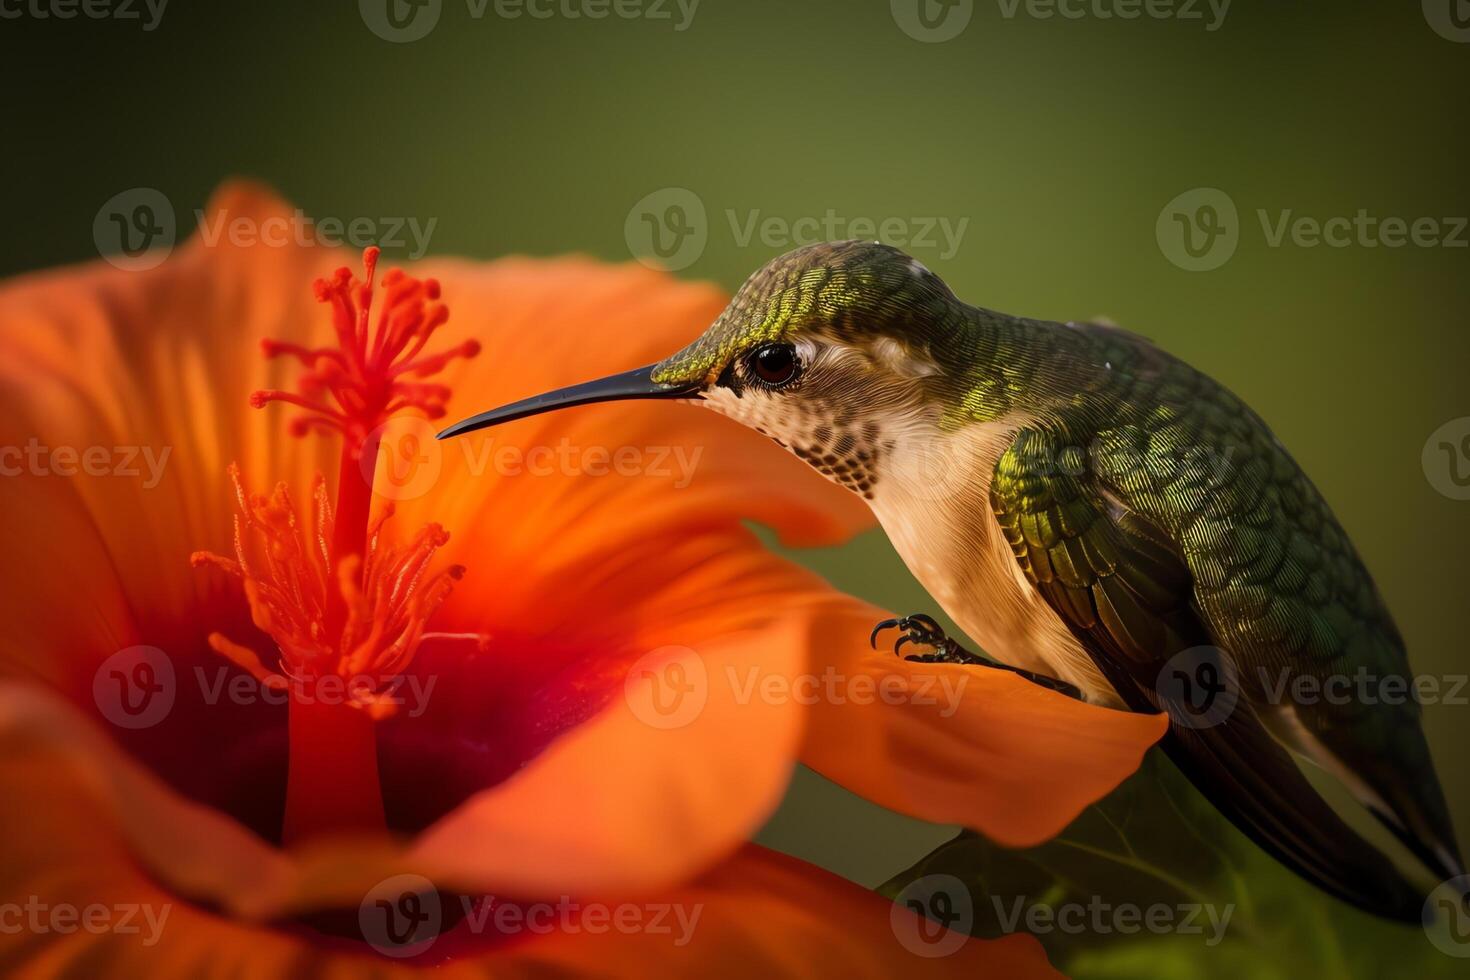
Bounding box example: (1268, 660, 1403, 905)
(189, 466, 462, 717)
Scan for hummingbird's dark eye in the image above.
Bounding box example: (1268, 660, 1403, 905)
(747, 342, 801, 389)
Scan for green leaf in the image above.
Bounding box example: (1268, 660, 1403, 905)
(879, 752, 1461, 978)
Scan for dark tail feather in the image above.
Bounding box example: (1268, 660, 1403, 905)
(1372, 804, 1465, 893)
(1335, 720, 1468, 892)
(1160, 707, 1425, 922)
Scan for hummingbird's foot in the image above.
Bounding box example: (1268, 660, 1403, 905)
(869, 613, 976, 662)
(869, 613, 1084, 700)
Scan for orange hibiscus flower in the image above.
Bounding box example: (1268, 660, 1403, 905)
(0, 184, 1164, 976)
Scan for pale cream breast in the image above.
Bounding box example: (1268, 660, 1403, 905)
(867, 422, 1121, 705)
(695, 346, 1119, 703)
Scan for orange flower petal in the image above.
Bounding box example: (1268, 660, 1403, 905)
(0, 685, 1056, 978)
(486, 846, 1060, 979)
(797, 601, 1168, 847)
(405, 561, 835, 898)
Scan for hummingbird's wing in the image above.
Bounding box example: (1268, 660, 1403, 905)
(989, 425, 1436, 921)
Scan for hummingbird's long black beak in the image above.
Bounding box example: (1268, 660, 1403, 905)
(436, 364, 700, 440)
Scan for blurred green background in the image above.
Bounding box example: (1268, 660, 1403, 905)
(3, 0, 1467, 971)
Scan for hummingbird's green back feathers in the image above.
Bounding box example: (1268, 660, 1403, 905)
(989, 395, 1453, 920)
(987, 314, 1462, 906)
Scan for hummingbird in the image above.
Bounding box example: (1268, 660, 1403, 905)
(440, 240, 1462, 921)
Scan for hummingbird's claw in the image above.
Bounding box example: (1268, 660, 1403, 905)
(869, 618, 902, 649)
(870, 613, 949, 657)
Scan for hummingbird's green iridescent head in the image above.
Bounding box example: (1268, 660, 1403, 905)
(647, 239, 960, 390)
(439, 241, 967, 499)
